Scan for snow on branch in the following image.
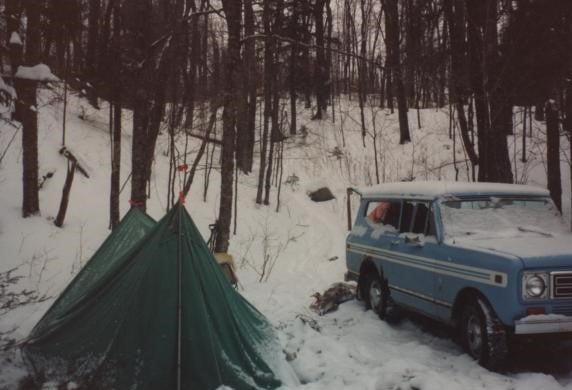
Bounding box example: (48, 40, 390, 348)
(9, 32, 22, 46)
(15, 64, 59, 82)
(0, 77, 16, 100)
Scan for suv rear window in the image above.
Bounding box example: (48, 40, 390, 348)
(366, 201, 400, 230)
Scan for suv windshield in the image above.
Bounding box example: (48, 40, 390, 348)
(440, 197, 569, 239)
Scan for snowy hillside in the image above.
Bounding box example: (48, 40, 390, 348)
(1, 87, 572, 389)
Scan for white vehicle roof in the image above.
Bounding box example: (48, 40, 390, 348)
(356, 181, 549, 200)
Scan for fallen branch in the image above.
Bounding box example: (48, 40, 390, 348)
(185, 130, 222, 146)
(182, 106, 220, 196)
(0, 126, 20, 164)
(0, 267, 49, 319)
(54, 160, 76, 227)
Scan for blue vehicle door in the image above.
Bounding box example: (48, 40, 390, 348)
(387, 200, 440, 318)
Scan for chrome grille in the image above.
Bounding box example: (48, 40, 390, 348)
(553, 272, 572, 298)
(553, 304, 572, 315)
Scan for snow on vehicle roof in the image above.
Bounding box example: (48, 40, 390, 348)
(356, 181, 549, 199)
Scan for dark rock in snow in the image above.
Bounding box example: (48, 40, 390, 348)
(308, 187, 335, 202)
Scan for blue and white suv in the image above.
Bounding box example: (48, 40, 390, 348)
(345, 181, 572, 369)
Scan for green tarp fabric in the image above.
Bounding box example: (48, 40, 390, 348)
(22, 204, 283, 390)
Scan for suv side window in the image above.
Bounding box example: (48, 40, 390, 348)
(366, 200, 401, 230)
(400, 201, 415, 233)
(426, 207, 436, 236)
(411, 202, 428, 234)
(403, 201, 435, 236)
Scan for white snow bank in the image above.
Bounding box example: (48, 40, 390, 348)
(518, 314, 570, 323)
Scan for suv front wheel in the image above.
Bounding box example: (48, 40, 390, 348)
(461, 298, 508, 370)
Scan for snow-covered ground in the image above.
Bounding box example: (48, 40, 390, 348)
(1, 86, 572, 389)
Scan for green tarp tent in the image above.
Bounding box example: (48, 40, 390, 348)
(23, 204, 284, 389)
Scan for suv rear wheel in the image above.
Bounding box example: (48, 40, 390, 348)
(367, 273, 384, 316)
(364, 271, 399, 321)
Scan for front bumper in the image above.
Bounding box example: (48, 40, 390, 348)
(515, 315, 572, 335)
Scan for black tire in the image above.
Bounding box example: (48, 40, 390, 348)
(461, 298, 508, 370)
(363, 271, 401, 322)
(364, 272, 385, 318)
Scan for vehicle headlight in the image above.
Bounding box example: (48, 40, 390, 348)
(522, 272, 549, 299)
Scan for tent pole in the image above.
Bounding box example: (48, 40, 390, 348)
(176, 204, 183, 390)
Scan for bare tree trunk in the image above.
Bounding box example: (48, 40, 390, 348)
(131, 94, 149, 209)
(236, 0, 250, 173)
(215, 0, 242, 253)
(275, 142, 284, 212)
(19, 0, 41, 218)
(384, 55, 393, 112)
(129, 0, 171, 211)
(203, 113, 217, 202)
(130, 0, 153, 210)
(24, 0, 40, 65)
(384, 0, 410, 143)
(521, 107, 527, 162)
(18, 79, 39, 218)
(257, 0, 273, 205)
(404, 0, 418, 107)
(534, 102, 544, 121)
(288, 2, 298, 135)
(86, 0, 100, 107)
(264, 47, 281, 205)
(109, 1, 121, 229)
(325, 0, 333, 113)
(466, 0, 493, 182)
(565, 78, 572, 228)
(444, 0, 479, 167)
(245, 0, 257, 172)
(109, 102, 121, 228)
(264, 140, 275, 206)
(313, 0, 328, 119)
(182, 1, 197, 130)
(289, 42, 297, 135)
(485, 0, 512, 183)
(546, 100, 562, 212)
(237, 0, 256, 171)
(358, 0, 368, 147)
(342, 0, 351, 96)
(437, 14, 448, 108)
(303, 45, 312, 109)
